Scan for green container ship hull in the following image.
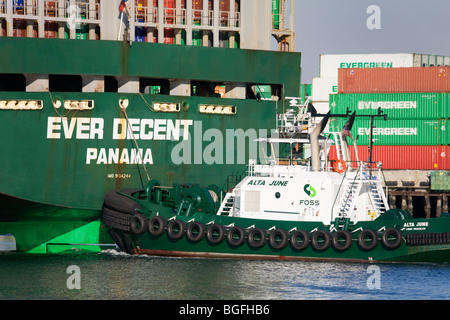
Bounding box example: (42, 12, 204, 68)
(0, 93, 278, 253)
(0, 37, 301, 253)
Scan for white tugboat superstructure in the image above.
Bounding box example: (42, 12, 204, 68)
(218, 98, 389, 226)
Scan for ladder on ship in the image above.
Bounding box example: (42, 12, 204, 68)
(337, 174, 364, 218)
(367, 177, 389, 215)
(217, 193, 235, 216)
(337, 172, 388, 219)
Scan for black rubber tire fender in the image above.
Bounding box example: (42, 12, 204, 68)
(167, 219, 186, 240)
(147, 216, 167, 237)
(381, 228, 403, 249)
(103, 189, 142, 213)
(311, 230, 331, 251)
(206, 224, 226, 245)
(289, 229, 310, 251)
(186, 221, 206, 242)
(268, 229, 289, 250)
(226, 226, 246, 247)
(332, 230, 353, 251)
(130, 213, 148, 235)
(357, 229, 379, 251)
(247, 227, 267, 249)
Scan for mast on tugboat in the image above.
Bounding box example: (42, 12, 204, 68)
(308, 102, 387, 177)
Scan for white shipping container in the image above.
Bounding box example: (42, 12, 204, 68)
(416, 54, 450, 67)
(319, 53, 450, 78)
(311, 77, 337, 102)
(445, 57, 450, 66)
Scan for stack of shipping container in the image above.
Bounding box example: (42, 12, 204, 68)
(311, 53, 450, 113)
(328, 66, 449, 171)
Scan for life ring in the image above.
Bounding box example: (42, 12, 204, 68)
(206, 224, 226, 245)
(311, 230, 331, 251)
(148, 216, 167, 237)
(334, 159, 347, 173)
(167, 219, 186, 240)
(130, 213, 148, 235)
(247, 228, 267, 248)
(186, 221, 206, 242)
(332, 230, 353, 251)
(357, 229, 378, 250)
(268, 229, 289, 250)
(381, 228, 403, 249)
(226, 226, 246, 247)
(290, 229, 310, 251)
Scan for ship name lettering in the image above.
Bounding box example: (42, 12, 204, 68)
(403, 222, 414, 227)
(47, 117, 104, 140)
(268, 180, 288, 187)
(46, 117, 193, 142)
(86, 148, 153, 165)
(247, 180, 265, 186)
(113, 118, 193, 141)
(416, 222, 428, 227)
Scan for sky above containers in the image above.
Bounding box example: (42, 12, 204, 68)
(295, 0, 450, 82)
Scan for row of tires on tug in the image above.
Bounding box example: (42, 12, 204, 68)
(128, 213, 404, 252)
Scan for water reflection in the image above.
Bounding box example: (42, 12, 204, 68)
(1, 251, 449, 300)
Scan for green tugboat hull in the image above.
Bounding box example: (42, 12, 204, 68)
(102, 188, 450, 264)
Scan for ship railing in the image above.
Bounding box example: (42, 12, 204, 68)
(135, 4, 157, 24)
(247, 159, 309, 178)
(247, 157, 382, 177)
(218, 10, 239, 29)
(192, 9, 213, 27)
(2, 0, 101, 24)
(276, 112, 310, 134)
(277, 97, 312, 134)
(163, 7, 176, 24)
(0, 0, 35, 17)
(331, 162, 386, 220)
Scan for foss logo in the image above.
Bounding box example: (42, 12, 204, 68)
(300, 184, 320, 206)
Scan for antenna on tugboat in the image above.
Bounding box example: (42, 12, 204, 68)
(309, 103, 387, 177)
(367, 107, 388, 179)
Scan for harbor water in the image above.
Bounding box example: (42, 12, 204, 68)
(1, 250, 449, 301)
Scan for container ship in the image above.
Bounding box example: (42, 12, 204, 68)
(0, 0, 299, 253)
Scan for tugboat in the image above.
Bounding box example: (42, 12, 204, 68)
(102, 99, 450, 263)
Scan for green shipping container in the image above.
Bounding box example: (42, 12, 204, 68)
(431, 171, 450, 191)
(255, 85, 272, 100)
(440, 118, 450, 145)
(333, 118, 448, 146)
(272, 0, 280, 30)
(300, 83, 311, 104)
(330, 92, 449, 119)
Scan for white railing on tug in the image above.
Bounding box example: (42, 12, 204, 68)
(247, 158, 309, 178)
(276, 97, 320, 135)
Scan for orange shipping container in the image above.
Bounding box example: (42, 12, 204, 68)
(328, 145, 449, 170)
(338, 67, 450, 93)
